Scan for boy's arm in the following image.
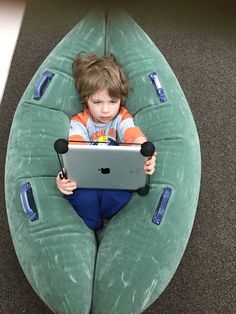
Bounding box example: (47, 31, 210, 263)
(134, 135, 157, 175)
(117, 108, 157, 175)
(117, 108, 147, 143)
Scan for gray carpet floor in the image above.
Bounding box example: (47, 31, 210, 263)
(0, 0, 235, 313)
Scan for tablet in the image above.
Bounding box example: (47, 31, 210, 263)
(61, 144, 148, 190)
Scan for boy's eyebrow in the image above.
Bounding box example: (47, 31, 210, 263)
(90, 96, 101, 101)
(91, 97, 119, 101)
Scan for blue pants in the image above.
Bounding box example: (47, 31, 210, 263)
(64, 189, 132, 230)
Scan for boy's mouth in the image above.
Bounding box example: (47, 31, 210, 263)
(100, 116, 111, 120)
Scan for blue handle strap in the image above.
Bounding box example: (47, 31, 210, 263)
(152, 186, 172, 225)
(149, 72, 167, 103)
(20, 182, 38, 221)
(33, 70, 54, 100)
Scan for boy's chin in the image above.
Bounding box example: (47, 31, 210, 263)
(100, 118, 112, 123)
(94, 116, 113, 123)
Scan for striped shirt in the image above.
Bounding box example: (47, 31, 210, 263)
(69, 106, 146, 143)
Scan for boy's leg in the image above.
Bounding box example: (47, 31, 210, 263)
(100, 190, 132, 219)
(64, 189, 102, 230)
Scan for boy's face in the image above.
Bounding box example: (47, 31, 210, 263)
(87, 89, 121, 124)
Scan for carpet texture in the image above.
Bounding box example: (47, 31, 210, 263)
(0, 0, 235, 313)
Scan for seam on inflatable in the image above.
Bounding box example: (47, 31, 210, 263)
(21, 101, 72, 116)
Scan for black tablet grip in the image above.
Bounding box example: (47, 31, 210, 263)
(54, 139, 68, 154)
(137, 141, 156, 196)
(140, 141, 155, 157)
(54, 139, 68, 179)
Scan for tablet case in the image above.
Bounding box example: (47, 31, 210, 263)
(54, 139, 155, 195)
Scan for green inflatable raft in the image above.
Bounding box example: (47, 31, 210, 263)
(5, 9, 201, 314)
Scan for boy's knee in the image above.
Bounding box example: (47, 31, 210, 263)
(110, 190, 132, 205)
(120, 191, 132, 203)
(101, 190, 132, 219)
(66, 188, 97, 207)
(84, 218, 102, 230)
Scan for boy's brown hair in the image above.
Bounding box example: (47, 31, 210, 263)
(72, 53, 130, 106)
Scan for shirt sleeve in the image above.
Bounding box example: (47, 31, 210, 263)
(68, 115, 90, 143)
(117, 108, 147, 143)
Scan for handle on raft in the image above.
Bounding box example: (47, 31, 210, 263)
(152, 186, 172, 225)
(149, 72, 167, 103)
(33, 70, 54, 100)
(20, 182, 38, 221)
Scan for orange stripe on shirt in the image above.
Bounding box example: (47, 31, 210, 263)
(71, 107, 90, 126)
(119, 106, 132, 121)
(69, 134, 86, 144)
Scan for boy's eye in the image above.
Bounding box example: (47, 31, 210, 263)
(111, 99, 119, 103)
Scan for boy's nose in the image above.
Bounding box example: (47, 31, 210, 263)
(101, 104, 109, 112)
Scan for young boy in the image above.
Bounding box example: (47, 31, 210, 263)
(56, 53, 156, 230)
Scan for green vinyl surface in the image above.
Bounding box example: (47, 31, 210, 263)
(5, 8, 201, 314)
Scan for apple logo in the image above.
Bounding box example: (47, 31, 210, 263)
(99, 168, 110, 174)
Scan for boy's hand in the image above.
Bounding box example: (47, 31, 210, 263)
(144, 152, 157, 175)
(56, 172, 77, 195)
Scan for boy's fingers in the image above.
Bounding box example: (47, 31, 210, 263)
(62, 183, 77, 191)
(145, 160, 155, 167)
(65, 181, 76, 187)
(58, 177, 76, 186)
(145, 170, 154, 175)
(56, 178, 76, 190)
(144, 166, 154, 172)
(61, 189, 73, 195)
(144, 162, 155, 173)
(60, 184, 75, 194)
(145, 154, 156, 163)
